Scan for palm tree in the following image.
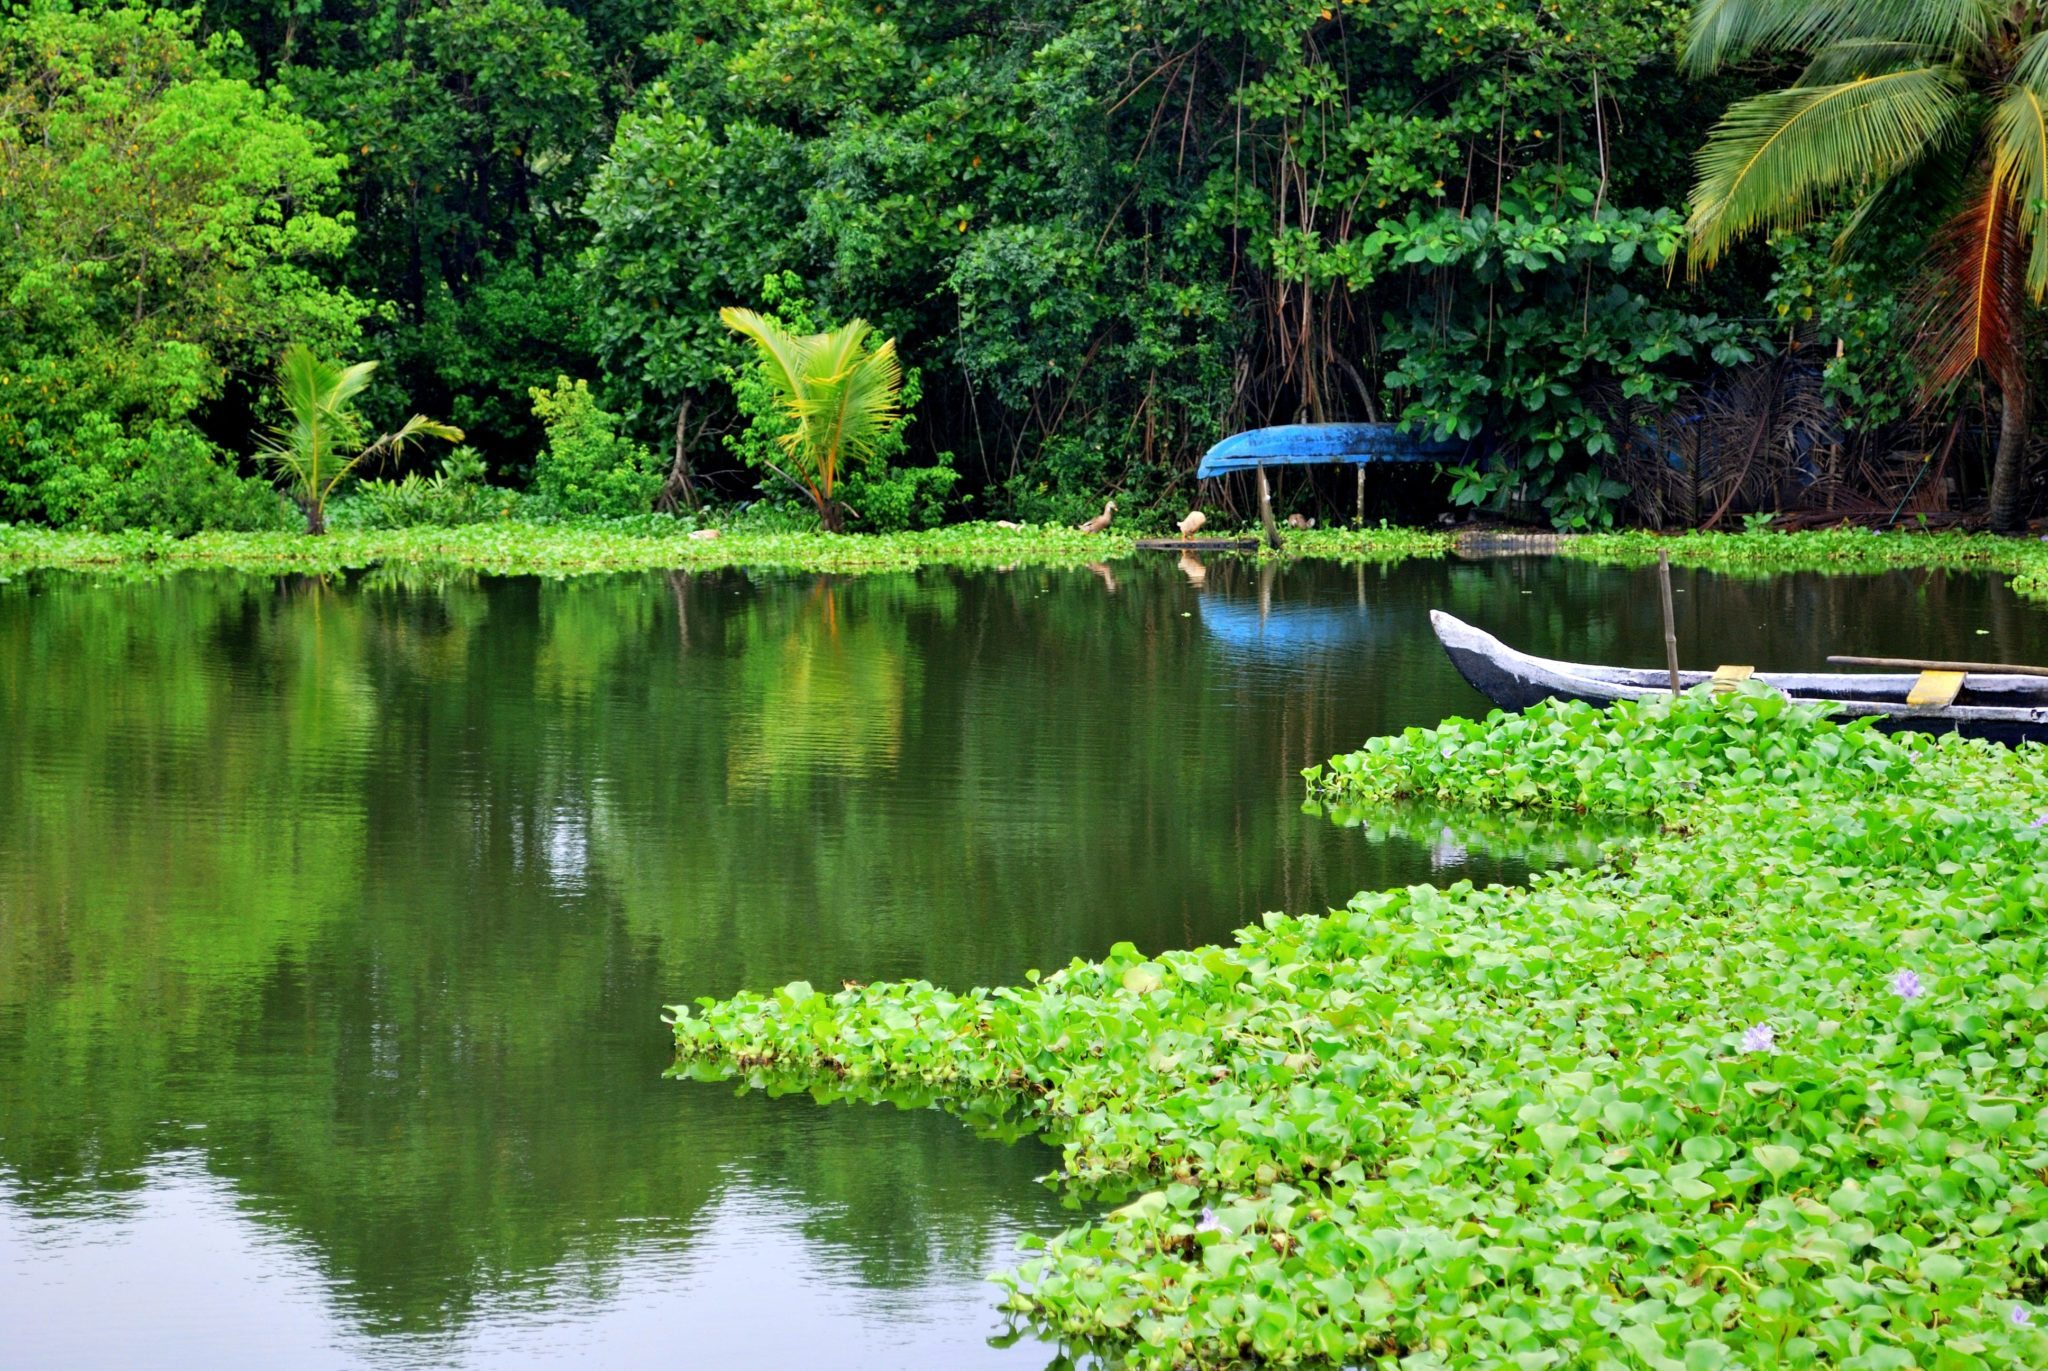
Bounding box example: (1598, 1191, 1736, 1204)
(260, 345, 463, 534)
(1684, 0, 2046, 532)
(720, 308, 903, 532)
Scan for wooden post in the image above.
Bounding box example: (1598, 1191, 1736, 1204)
(1355, 465, 1365, 527)
(1657, 550, 1680, 697)
(1257, 464, 1282, 551)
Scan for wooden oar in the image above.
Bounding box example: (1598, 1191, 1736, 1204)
(1827, 654, 2048, 679)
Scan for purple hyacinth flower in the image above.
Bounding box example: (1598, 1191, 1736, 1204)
(1891, 969, 1924, 1001)
(1740, 1023, 1776, 1054)
(1194, 1207, 1221, 1234)
(2033, 813, 2047, 827)
(2014, 1305, 2034, 1328)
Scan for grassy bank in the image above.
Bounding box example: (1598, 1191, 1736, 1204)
(1562, 527, 2048, 601)
(671, 694, 2048, 1367)
(5, 520, 2046, 599)
(0, 521, 1155, 576)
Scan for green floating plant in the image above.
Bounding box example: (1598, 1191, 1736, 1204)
(674, 690, 2048, 1368)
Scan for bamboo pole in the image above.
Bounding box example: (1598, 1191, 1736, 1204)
(1826, 654, 2048, 678)
(1657, 551, 1680, 697)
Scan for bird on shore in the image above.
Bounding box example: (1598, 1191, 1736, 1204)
(1076, 500, 1116, 534)
(1177, 510, 1207, 536)
(1285, 513, 1316, 530)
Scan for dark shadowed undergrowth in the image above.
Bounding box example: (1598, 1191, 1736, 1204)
(672, 692, 2048, 1368)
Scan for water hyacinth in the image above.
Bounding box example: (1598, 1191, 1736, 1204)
(1890, 967, 1923, 1001)
(675, 695, 2048, 1368)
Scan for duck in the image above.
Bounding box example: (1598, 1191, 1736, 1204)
(1177, 510, 1207, 536)
(1285, 513, 1316, 530)
(1076, 500, 1116, 534)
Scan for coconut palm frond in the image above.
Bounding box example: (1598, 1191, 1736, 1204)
(1796, 39, 1947, 84)
(1914, 179, 2026, 396)
(256, 344, 456, 533)
(1995, 59, 2048, 297)
(721, 308, 905, 528)
(1828, 128, 1974, 255)
(720, 307, 813, 405)
(262, 346, 371, 484)
(1684, 0, 1991, 74)
(2013, 27, 2048, 92)
(791, 323, 903, 493)
(383, 416, 467, 452)
(1688, 66, 1964, 271)
(352, 418, 468, 494)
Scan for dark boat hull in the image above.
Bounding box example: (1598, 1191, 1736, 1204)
(1430, 611, 2048, 747)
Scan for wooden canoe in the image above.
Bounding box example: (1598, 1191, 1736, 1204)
(1430, 611, 2048, 746)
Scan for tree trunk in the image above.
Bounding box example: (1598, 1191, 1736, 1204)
(1988, 376, 2030, 534)
(305, 501, 326, 535)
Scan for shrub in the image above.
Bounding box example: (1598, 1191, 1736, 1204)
(839, 453, 960, 531)
(527, 378, 663, 518)
(3, 414, 288, 534)
(340, 448, 510, 529)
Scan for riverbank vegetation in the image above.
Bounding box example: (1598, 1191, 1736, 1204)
(671, 692, 2048, 1367)
(8, 522, 2048, 605)
(7, 0, 2048, 538)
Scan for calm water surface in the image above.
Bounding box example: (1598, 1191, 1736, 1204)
(2, 554, 2044, 1368)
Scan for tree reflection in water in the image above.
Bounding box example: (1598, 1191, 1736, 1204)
(0, 556, 2039, 1366)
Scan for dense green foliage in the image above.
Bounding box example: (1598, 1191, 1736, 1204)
(525, 377, 664, 518)
(672, 693, 2048, 1365)
(3, 0, 2044, 531)
(0, 5, 361, 528)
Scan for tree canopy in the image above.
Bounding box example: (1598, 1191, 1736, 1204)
(0, 0, 2039, 531)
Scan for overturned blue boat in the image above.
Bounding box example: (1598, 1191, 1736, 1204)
(1195, 423, 1465, 479)
(1195, 423, 1468, 546)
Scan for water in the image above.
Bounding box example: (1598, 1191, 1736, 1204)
(2, 554, 2042, 1369)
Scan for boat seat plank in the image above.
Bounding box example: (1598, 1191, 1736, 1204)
(1711, 665, 1754, 695)
(1906, 669, 1966, 710)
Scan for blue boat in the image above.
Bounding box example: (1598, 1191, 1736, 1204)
(1194, 423, 1469, 546)
(1195, 423, 1465, 480)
